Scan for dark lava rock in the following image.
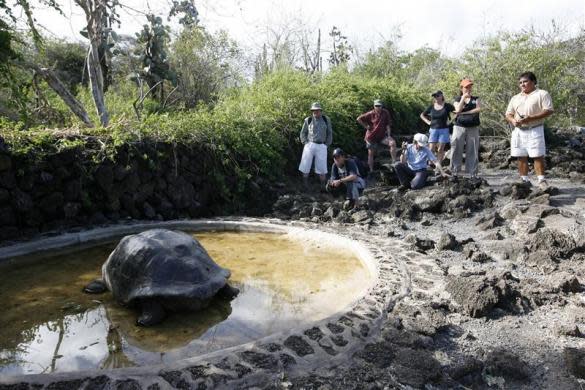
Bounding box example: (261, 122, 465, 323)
(484, 349, 531, 381)
(113, 379, 141, 390)
(259, 343, 282, 352)
(393, 302, 447, 336)
(446, 356, 484, 385)
(446, 275, 500, 317)
(404, 233, 435, 253)
(84, 375, 111, 390)
(160, 370, 191, 390)
(45, 380, 86, 390)
(527, 228, 577, 259)
(284, 335, 314, 357)
(471, 251, 494, 263)
(436, 232, 458, 251)
(391, 348, 442, 387)
(546, 273, 581, 293)
(354, 342, 395, 368)
(501, 182, 532, 199)
(239, 351, 278, 369)
(304, 326, 325, 341)
(476, 211, 504, 231)
(327, 322, 345, 334)
(557, 325, 584, 338)
(330, 335, 348, 347)
(382, 327, 434, 350)
(279, 353, 296, 368)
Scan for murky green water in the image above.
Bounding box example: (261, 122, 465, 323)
(0, 231, 372, 375)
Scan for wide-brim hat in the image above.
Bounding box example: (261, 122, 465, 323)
(310, 102, 322, 110)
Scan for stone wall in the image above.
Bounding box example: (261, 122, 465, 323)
(0, 140, 269, 242)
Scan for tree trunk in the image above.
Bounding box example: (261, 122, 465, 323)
(76, 0, 110, 127)
(36, 67, 94, 127)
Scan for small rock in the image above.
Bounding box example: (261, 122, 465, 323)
(471, 251, 494, 263)
(436, 232, 458, 251)
(557, 325, 584, 338)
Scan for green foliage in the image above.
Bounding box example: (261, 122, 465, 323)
(42, 40, 87, 94)
(134, 14, 176, 101)
(170, 26, 242, 107)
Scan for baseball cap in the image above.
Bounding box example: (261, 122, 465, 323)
(373, 99, 383, 106)
(310, 102, 322, 110)
(431, 90, 443, 98)
(460, 78, 474, 88)
(332, 148, 345, 157)
(413, 133, 429, 147)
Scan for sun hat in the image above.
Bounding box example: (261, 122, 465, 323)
(413, 133, 429, 147)
(310, 102, 322, 110)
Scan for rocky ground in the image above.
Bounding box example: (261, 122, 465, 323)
(261, 134, 585, 389)
(2, 130, 585, 389)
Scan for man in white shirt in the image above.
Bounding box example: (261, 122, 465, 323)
(505, 71, 554, 189)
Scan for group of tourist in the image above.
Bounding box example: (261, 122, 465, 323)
(298, 71, 554, 208)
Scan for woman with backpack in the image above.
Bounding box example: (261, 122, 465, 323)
(451, 78, 482, 179)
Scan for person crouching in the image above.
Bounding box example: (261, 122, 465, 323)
(394, 133, 448, 191)
(326, 148, 366, 209)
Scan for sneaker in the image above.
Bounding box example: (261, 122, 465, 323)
(343, 199, 355, 210)
(538, 179, 549, 190)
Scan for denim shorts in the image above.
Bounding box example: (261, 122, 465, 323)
(429, 128, 450, 144)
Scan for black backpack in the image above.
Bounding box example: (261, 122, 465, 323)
(348, 156, 369, 177)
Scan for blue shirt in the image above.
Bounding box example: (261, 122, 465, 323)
(405, 144, 436, 171)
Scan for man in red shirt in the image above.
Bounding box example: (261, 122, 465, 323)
(357, 99, 397, 173)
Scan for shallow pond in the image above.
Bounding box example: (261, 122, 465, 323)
(0, 231, 373, 375)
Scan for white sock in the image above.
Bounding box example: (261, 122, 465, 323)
(537, 175, 545, 181)
(521, 176, 529, 182)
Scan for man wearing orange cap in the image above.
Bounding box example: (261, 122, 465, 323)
(451, 78, 481, 179)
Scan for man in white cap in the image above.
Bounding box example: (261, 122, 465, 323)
(299, 102, 333, 189)
(394, 133, 448, 190)
(357, 99, 397, 173)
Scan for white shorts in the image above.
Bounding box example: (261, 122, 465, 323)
(298, 142, 328, 175)
(511, 125, 546, 158)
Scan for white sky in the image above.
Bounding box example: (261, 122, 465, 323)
(29, 0, 585, 57)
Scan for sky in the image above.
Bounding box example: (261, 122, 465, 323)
(28, 0, 585, 57)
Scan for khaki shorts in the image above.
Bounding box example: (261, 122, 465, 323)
(366, 136, 395, 151)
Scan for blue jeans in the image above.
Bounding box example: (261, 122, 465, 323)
(394, 162, 428, 189)
(326, 177, 365, 200)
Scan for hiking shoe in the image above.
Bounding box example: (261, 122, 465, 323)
(343, 199, 356, 210)
(538, 179, 549, 190)
(397, 184, 409, 192)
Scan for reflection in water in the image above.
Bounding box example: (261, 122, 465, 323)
(0, 231, 372, 374)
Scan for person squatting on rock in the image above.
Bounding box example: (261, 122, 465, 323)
(505, 71, 554, 190)
(420, 90, 455, 165)
(394, 133, 448, 191)
(299, 102, 333, 190)
(451, 78, 482, 179)
(356, 99, 397, 173)
(326, 148, 366, 209)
